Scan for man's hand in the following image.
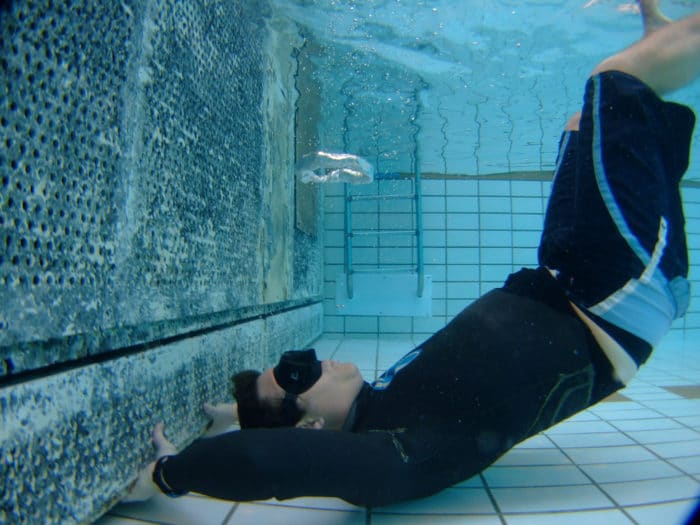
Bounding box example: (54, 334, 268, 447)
(295, 416, 325, 430)
(203, 402, 239, 437)
(123, 422, 177, 502)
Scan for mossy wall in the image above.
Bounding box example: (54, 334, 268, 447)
(0, 1, 322, 523)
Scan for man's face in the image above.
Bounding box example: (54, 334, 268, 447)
(257, 359, 364, 429)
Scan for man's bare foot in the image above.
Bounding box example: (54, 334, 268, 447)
(638, 0, 672, 36)
(203, 402, 239, 437)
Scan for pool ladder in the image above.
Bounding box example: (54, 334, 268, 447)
(343, 161, 425, 300)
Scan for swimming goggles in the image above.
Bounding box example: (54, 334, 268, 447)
(273, 349, 322, 395)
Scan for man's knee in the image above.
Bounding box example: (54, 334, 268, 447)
(565, 112, 582, 131)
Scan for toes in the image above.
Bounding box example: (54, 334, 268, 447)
(152, 422, 166, 443)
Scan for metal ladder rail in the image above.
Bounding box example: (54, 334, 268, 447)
(343, 166, 424, 299)
(414, 146, 425, 298)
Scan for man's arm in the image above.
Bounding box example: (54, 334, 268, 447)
(157, 427, 435, 507)
(202, 402, 239, 437)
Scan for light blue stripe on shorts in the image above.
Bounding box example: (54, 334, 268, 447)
(587, 75, 690, 347)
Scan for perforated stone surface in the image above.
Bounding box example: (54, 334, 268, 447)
(0, 302, 322, 525)
(1, 1, 132, 354)
(0, 0, 320, 377)
(0, 2, 324, 521)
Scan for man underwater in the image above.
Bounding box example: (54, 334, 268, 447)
(126, 0, 700, 507)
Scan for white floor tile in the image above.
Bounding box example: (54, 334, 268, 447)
(546, 420, 618, 435)
(377, 343, 414, 369)
(591, 407, 665, 421)
(452, 474, 483, 488)
(621, 383, 669, 395)
(676, 415, 700, 427)
(110, 494, 234, 525)
(590, 401, 644, 413)
(312, 337, 343, 359)
(494, 447, 572, 467)
(516, 434, 558, 449)
(601, 476, 700, 506)
(625, 427, 700, 445)
(625, 499, 699, 525)
(484, 465, 590, 488)
(642, 399, 700, 418)
(580, 459, 684, 483)
(504, 508, 634, 525)
(624, 391, 682, 402)
(229, 503, 365, 525)
(560, 410, 601, 423)
(563, 445, 657, 465)
(372, 514, 501, 525)
(547, 432, 635, 449)
(337, 337, 378, 353)
(373, 488, 494, 515)
(492, 485, 612, 513)
(260, 496, 360, 511)
(374, 514, 501, 524)
(669, 455, 700, 475)
(646, 439, 700, 459)
(611, 417, 684, 432)
(94, 516, 152, 525)
(337, 352, 376, 369)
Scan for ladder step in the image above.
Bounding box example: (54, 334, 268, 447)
(349, 229, 417, 237)
(349, 193, 416, 202)
(351, 267, 418, 274)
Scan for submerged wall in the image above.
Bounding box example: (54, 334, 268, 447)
(323, 176, 700, 340)
(0, 1, 321, 523)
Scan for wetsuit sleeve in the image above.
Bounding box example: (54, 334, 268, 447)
(160, 427, 426, 507)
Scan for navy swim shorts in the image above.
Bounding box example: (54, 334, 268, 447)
(538, 70, 696, 362)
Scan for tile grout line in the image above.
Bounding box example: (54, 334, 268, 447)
(600, 408, 700, 484)
(606, 374, 700, 480)
(221, 502, 239, 525)
(479, 472, 507, 525)
(541, 432, 641, 525)
(374, 339, 380, 382)
(330, 336, 699, 522)
(328, 337, 343, 361)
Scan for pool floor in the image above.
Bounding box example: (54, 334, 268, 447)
(100, 335, 700, 525)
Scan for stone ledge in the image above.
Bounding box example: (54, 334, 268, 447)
(0, 302, 322, 525)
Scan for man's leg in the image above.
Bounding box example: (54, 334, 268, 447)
(540, 0, 697, 359)
(567, 1, 699, 131)
(638, 0, 672, 37)
(593, 1, 700, 96)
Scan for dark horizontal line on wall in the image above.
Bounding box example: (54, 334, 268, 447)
(0, 296, 323, 388)
(387, 171, 700, 187)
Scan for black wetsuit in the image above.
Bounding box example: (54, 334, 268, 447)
(161, 268, 620, 506)
(159, 72, 694, 507)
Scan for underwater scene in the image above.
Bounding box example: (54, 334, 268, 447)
(0, 0, 699, 524)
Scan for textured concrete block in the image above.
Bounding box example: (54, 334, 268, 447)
(0, 0, 322, 375)
(0, 302, 322, 524)
(0, 0, 324, 523)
